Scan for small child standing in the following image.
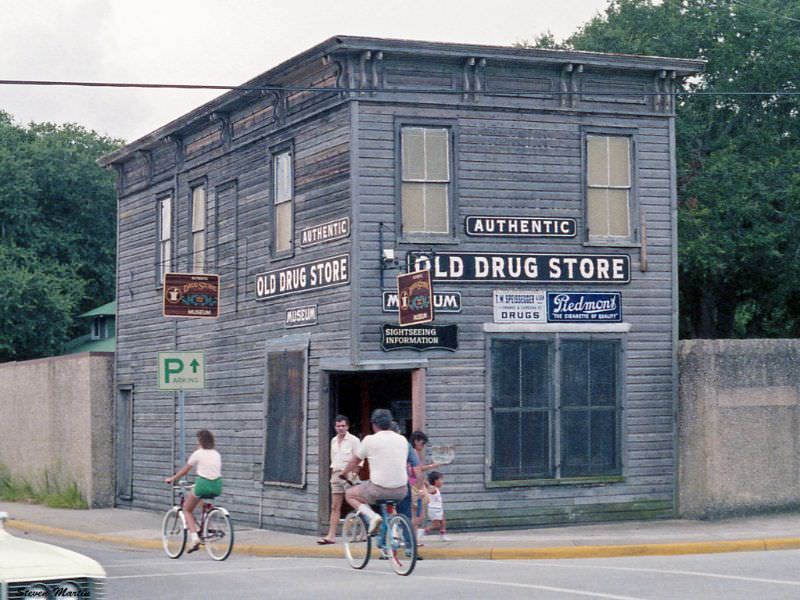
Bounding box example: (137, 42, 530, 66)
(424, 471, 451, 541)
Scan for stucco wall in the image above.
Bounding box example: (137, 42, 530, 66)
(679, 339, 800, 518)
(0, 352, 113, 507)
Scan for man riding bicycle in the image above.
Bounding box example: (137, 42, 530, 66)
(339, 409, 419, 535)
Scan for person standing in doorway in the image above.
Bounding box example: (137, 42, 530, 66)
(318, 415, 360, 545)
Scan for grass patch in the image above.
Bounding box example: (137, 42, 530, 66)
(0, 464, 87, 509)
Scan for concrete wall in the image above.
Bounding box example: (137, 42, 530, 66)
(679, 339, 800, 518)
(0, 352, 114, 507)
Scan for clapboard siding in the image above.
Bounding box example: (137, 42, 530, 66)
(107, 38, 700, 531)
(353, 90, 677, 526)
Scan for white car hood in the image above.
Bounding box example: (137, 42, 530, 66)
(0, 528, 106, 581)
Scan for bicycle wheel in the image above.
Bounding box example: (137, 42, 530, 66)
(161, 507, 187, 559)
(342, 511, 371, 569)
(203, 507, 234, 561)
(387, 514, 416, 576)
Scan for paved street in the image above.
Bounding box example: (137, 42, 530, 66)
(26, 532, 800, 600)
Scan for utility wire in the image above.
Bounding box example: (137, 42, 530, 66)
(730, 0, 800, 24)
(0, 79, 799, 97)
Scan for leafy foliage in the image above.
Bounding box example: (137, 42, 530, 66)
(528, 0, 800, 338)
(0, 112, 122, 360)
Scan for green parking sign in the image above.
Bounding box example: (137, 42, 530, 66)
(157, 351, 205, 390)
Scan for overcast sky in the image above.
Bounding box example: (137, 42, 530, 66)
(0, 0, 610, 142)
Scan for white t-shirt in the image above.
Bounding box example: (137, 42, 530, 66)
(188, 448, 222, 480)
(330, 432, 361, 471)
(356, 430, 408, 488)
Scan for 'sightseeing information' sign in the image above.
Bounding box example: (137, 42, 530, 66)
(465, 215, 576, 237)
(381, 324, 458, 352)
(255, 254, 349, 300)
(408, 252, 630, 283)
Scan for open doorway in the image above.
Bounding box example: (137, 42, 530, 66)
(319, 369, 423, 532)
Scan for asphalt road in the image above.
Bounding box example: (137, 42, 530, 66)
(23, 533, 800, 599)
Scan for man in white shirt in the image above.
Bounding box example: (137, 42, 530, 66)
(340, 408, 408, 534)
(318, 415, 360, 545)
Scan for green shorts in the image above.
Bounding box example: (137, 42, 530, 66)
(194, 476, 223, 499)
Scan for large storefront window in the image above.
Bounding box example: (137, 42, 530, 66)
(490, 337, 621, 482)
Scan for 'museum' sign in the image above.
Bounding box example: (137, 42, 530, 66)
(381, 324, 458, 352)
(382, 291, 462, 313)
(299, 217, 350, 247)
(408, 252, 630, 283)
(397, 269, 434, 326)
(285, 305, 318, 328)
(547, 292, 622, 322)
(255, 254, 349, 300)
(163, 273, 220, 318)
(466, 215, 576, 237)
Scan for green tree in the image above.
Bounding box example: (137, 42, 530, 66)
(530, 0, 800, 338)
(0, 111, 122, 361)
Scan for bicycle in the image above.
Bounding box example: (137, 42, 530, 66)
(342, 498, 417, 576)
(161, 480, 234, 561)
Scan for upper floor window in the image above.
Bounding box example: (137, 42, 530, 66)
(401, 126, 451, 236)
(586, 135, 632, 241)
(191, 185, 206, 272)
(158, 195, 172, 284)
(273, 148, 294, 256)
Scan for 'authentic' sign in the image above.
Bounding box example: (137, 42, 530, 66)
(285, 305, 318, 328)
(163, 273, 220, 318)
(382, 291, 462, 313)
(408, 252, 630, 283)
(397, 269, 434, 326)
(466, 215, 576, 237)
(255, 254, 349, 300)
(299, 217, 350, 247)
(547, 292, 622, 322)
(381, 324, 458, 352)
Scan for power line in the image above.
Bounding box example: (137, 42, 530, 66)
(0, 79, 799, 98)
(731, 0, 800, 25)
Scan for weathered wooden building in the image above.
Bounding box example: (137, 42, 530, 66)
(101, 36, 703, 532)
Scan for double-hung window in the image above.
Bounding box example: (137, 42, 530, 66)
(158, 195, 172, 284)
(400, 126, 451, 236)
(489, 337, 621, 482)
(191, 185, 206, 272)
(272, 147, 294, 256)
(586, 134, 633, 241)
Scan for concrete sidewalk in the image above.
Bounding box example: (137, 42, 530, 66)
(3, 501, 800, 560)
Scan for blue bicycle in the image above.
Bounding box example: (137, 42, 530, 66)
(342, 499, 417, 576)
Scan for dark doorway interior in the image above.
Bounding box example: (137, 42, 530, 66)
(330, 371, 413, 439)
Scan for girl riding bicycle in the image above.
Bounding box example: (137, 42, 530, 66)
(165, 429, 223, 553)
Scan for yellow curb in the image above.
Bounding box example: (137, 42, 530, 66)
(7, 519, 162, 551)
(8, 518, 800, 560)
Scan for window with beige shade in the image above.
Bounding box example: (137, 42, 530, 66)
(191, 184, 206, 272)
(273, 147, 294, 256)
(401, 126, 451, 236)
(586, 135, 633, 241)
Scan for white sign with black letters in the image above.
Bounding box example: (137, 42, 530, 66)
(493, 289, 547, 323)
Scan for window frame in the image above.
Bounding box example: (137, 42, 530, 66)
(271, 142, 295, 259)
(582, 127, 639, 247)
(189, 180, 207, 273)
(156, 191, 173, 287)
(485, 333, 624, 487)
(262, 334, 309, 488)
(395, 119, 458, 243)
